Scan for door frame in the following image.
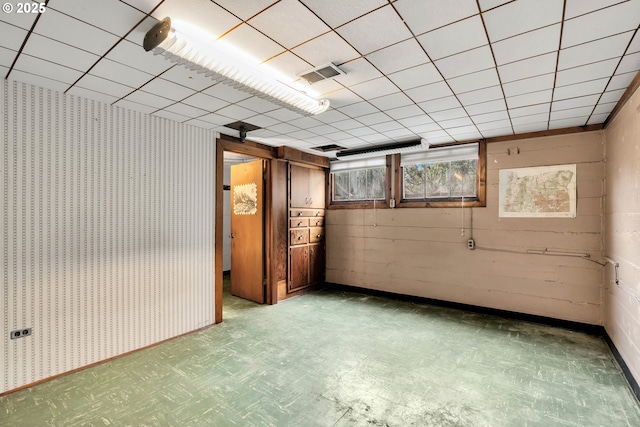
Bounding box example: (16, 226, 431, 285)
(215, 135, 278, 323)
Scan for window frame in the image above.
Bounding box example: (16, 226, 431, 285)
(328, 155, 392, 209)
(395, 140, 486, 208)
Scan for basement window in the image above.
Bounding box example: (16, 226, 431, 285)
(330, 156, 389, 208)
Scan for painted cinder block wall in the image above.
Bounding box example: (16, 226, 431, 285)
(604, 84, 640, 386)
(326, 130, 605, 325)
(0, 81, 216, 394)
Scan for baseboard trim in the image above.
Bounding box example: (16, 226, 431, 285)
(325, 282, 639, 403)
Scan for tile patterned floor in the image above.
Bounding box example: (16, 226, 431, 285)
(1, 283, 639, 426)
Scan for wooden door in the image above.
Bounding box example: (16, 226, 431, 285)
(308, 168, 326, 208)
(289, 246, 308, 290)
(230, 160, 265, 303)
(290, 164, 310, 208)
(309, 243, 325, 285)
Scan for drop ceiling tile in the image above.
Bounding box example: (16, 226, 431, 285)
(331, 119, 364, 131)
(152, 0, 241, 39)
(336, 5, 412, 55)
(512, 123, 549, 134)
(198, 112, 232, 126)
(548, 117, 587, 129)
(114, 99, 157, 114)
(214, 0, 276, 20)
(471, 110, 510, 124)
(388, 63, 442, 91)
(509, 103, 551, 118)
(8, 71, 69, 92)
(204, 83, 252, 103)
(246, 114, 281, 128)
(616, 51, 640, 75)
(478, 0, 516, 11)
(399, 115, 435, 127)
(324, 88, 363, 109)
(346, 126, 379, 137)
(506, 89, 552, 109)
(448, 68, 500, 94)
(564, 0, 627, 19)
(304, 134, 332, 144)
(337, 101, 379, 117)
(152, 109, 190, 122)
(292, 32, 359, 68)
(561, 1, 640, 48)
(366, 39, 429, 75)
(369, 92, 413, 110)
(430, 107, 468, 121)
(34, 9, 120, 56)
(511, 113, 549, 126)
(383, 128, 416, 140)
(370, 121, 404, 133)
(476, 119, 512, 131)
(220, 23, 286, 63)
(449, 129, 482, 140)
(50, 0, 146, 37)
(263, 52, 310, 81)
(121, 0, 163, 14)
(314, 109, 349, 123)
(628, 30, 640, 54)
(458, 86, 505, 106)
(107, 40, 172, 75)
(465, 99, 507, 115)
(555, 58, 618, 87)
(125, 90, 175, 109)
(558, 31, 633, 71)
(75, 74, 135, 99)
(406, 122, 443, 134)
(236, 96, 281, 114)
(417, 15, 487, 61)
(333, 58, 383, 86)
(350, 77, 399, 99)
(553, 78, 609, 101)
(502, 74, 555, 98)
(288, 129, 318, 140)
(0, 5, 38, 29)
(306, 123, 337, 135)
(481, 127, 514, 138)
(492, 24, 561, 66)
(268, 122, 303, 134)
(434, 45, 495, 79)
(356, 112, 393, 126)
(424, 134, 455, 144)
(304, 78, 343, 96)
(405, 81, 453, 103)
(497, 52, 557, 83)
(395, 0, 478, 36)
(551, 94, 600, 111)
(483, 0, 563, 42)
(606, 71, 637, 91)
(0, 46, 15, 68)
(182, 93, 229, 112)
(160, 66, 218, 91)
(22, 33, 99, 72)
(300, 0, 387, 28)
(325, 130, 358, 140)
(163, 102, 208, 118)
(385, 105, 425, 120)
(249, 0, 329, 49)
(184, 118, 217, 129)
(587, 113, 609, 125)
(68, 87, 120, 105)
(550, 106, 594, 121)
(599, 89, 626, 104)
(0, 21, 28, 51)
(439, 117, 474, 129)
(216, 104, 258, 121)
(418, 96, 462, 113)
(142, 78, 195, 102)
(14, 55, 82, 85)
(359, 133, 389, 143)
(91, 59, 154, 89)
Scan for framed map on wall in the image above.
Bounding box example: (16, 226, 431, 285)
(499, 164, 577, 218)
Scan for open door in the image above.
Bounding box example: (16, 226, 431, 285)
(230, 160, 265, 303)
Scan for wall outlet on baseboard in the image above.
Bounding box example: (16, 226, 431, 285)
(10, 328, 32, 340)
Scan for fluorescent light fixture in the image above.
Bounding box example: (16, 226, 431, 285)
(335, 139, 430, 160)
(143, 17, 330, 116)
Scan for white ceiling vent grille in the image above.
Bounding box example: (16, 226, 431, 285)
(298, 63, 345, 84)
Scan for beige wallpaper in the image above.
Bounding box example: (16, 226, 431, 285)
(326, 131, 605, 324)
(0, 80, 216, 394)
(604, 85, 640, 385)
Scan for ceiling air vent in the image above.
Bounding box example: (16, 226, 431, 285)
(312, 144, 346, 152)
(299, 63, 345, 84)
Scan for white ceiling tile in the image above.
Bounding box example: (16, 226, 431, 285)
(551, 94, 600, 111)
(331, 119, 364, 131)
(478, 0, 513, 11)
(418, 96, 462, 113)
(23, 33, 99, 72)
(0, 21, 28, 51)
(350, 77, 399, 99)
(333, 58, 383, 86)
(398, 115, 435, 127)
(182, 93, 229, 112)
(366, 39, 429, 75)
(0, 5, 38, 29)
(512, 123, 548, 134)
(471, 110, 509, 124)
(185, 118, 216, 130)
(385, 105, 425, 120)
(91, 59, 154, 89)
(616, 51, 640, 75)
(587, 113, 610, 125)
(303, 77, 343, 96)
(267, 122, 302, 134)
(555, 58, 618, 87)
(142, 78, 195, 101)
(369, 93, 413, 111)
(359, 133, 389, 143)
(220, 23, 286, 63)
(430, 107, 468, 121)
(264, 52, 310, 80)
(448, 68, 500, 94)
(417, 15, 487, 60)
(8, 70, 69, 92)
(107, 40, 172, 75)
(564, 0, 627, 19)
(300, 0, 387, 28)
(449, 129, 482, 140)
(324, 88, 363, 108)
(481, 127, 514, 138)
(338, 101, 379, 117)
(370, 121, 404, 133)
(502, 74, 555, 98)
(314, 109, 349, 123)
(236, 97, 280, 114)
(550, 106, 594, 121)
(383, 128, 416, 140)
(599, 89, 626, 104)
(214, 0, 277, 20)
(357, 112, 393, 126)
(483, 0, 563, 42)
(434, 45, 495, 78)
(562, 0, 640, 48)
(346, 126, 379, 137)
(326, 129, 359, 140)
(152, 0, 241, 39)
(34, 9, 120, 55)
(439, 117, 474, 129)
(606, 71, 637, 91)
(68, 87, 120, 105)
(336, 5, 412, 55)
(152, 109, 190, 122)
(511, 113, 549, 126)
(249, 0, 330, 49)
(125, 90, 175, 109)
(492, 24, 561, 66)
(120, 0, 163, 14)
(164, 102, 208, 118)
(458, 85, 504, 106)
(509, 103, 550, 118)
(395, 0, 479, 35)
(265, 108, 305, 122)
(0, 46, 15, 68)
(548, 117, 587, 129)
(406, 81, 454, 103)
(14, 55, 82, 85)
(497, 52, 557, 83)
(247, 114, 281, 128)
(292, 32, 359, 68)
(204, 83, 252, 103)
(553, 78, 609, 101)
(75, 74, 135, 98)
(51, 0, 145, 37)
(288, 129, 318, 140)
(465, 99, 507, 115)
(406, 122, 443, 134)
(114, 99, 157, 114)
(424, 134, 456, 144)
(628, 30, 640, 54)
(198, 112, 233, 126)
(476, 119, 512, 131)
(506, 89, 552, 109)
(558, 32, 633, 71)
(388, 63, 442, 91)
(161, 65, 215, 91)
(306, 123, 338, 135)
(216, 104, 258, 121)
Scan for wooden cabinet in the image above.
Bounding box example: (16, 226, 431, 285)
(288, 163, 326, 292)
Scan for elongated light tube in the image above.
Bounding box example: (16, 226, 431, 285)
(143, 17, 330, 116)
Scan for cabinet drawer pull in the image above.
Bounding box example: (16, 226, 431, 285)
(316, 221, 320, 225)
(297, 211, 302, 216)
(316, 234, 322, 238)
(298, 221, 303, 226)
(315, 211, 320, 216)
(298, 235, 303, 240)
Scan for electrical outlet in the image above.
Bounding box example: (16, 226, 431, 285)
(10, 328, 32, 340)
(467, 239, 475, 250)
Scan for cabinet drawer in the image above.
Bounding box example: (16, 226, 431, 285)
(290, 218, 309, 228)
(310, 217, 324, 227)
(309, 227, 324, 243)
(290, 229, 309, 245)
(290, 209, 325, 218)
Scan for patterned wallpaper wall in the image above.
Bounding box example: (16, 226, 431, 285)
(1, 80, 216, 394)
